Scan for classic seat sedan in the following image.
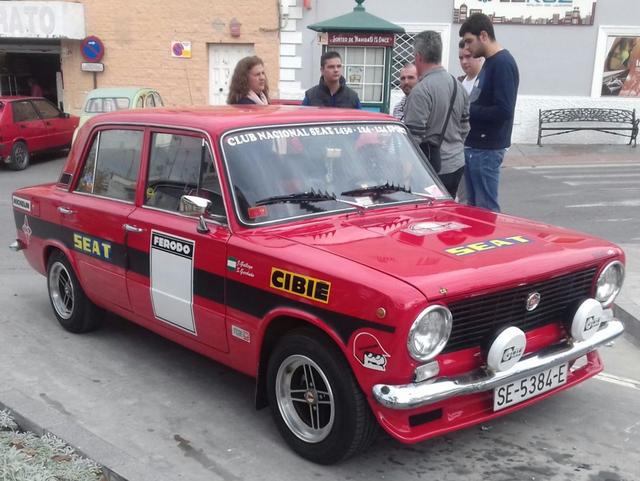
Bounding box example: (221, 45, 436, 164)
(0, 96, 78, 170)
(10, 106, 625, 464)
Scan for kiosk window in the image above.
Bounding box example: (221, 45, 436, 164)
(330, 46, 385, 102)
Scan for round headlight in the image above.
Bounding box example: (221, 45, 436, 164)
(595, 261, 624, 307)
(407, 305, 452, 362)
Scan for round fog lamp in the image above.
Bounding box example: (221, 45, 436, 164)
(407, 306, 452, 362)
(486, 326, 526, 372)
(595, 261, 624, 307)
(570, 298, 603, 342)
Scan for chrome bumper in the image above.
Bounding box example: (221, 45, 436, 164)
(373, 318, 624, 410)
(9, 240, 25, 252)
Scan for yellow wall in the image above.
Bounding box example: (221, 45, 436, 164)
(61, 0, 280, 113)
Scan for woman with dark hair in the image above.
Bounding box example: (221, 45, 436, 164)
(227, 56, 270, 105)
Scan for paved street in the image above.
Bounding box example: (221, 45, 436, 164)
(1, 153, 639, 481)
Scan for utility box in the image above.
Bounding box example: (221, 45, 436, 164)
(308, 0, 404, 114)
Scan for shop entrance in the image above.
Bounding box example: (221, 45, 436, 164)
(0, 39, 62, 108)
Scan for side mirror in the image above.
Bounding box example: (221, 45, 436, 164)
(179, 195, 211, 215)
(59, 112, 70, 119)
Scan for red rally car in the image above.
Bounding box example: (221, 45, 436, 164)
(10, 106, 625, 464)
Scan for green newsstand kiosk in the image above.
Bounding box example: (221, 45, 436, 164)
(308, 0, 404, 114)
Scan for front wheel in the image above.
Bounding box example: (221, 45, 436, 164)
(46, 251, 102, 333)
(8, 141, 29, 170)
(267, 329, 378, 464)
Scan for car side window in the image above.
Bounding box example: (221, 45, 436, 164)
(12, 101, 39, 122)
(135, 96, 144, 108)
(32, 99, 61, 119)
(145, 132, 225, 217)
(75, 129, 143, 202)
(143, 94, 155, 108)
(153, 93, 164, 107)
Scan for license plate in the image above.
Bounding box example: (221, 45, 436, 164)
(493, 363, 568, 411)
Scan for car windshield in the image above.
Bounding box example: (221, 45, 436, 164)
(222, 122, 448, 225)
(84, 97, 131, 113)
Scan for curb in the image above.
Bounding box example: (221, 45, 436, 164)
(614, 303, 640, 345)
(0, 389, 167, 481)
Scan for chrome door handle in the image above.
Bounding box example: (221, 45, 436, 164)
(57, 206, 75, 214)
(123, 224, 145, 233)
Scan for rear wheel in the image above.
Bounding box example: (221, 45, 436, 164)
(267, 329, 378, 464)
(8, 141, 29, 171)
(46, 251, 102, 333)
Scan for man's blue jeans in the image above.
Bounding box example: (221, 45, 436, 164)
(464, 148, 506, 212)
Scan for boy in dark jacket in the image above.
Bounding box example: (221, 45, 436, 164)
(302, 51, 361, 109)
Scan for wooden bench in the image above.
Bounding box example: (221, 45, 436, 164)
(537, 108, 639, 146)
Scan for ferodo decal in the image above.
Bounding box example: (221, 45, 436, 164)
(73, 232, 112, 260)
(12, 196, 31, 212)
(353, 332, 390, 371)
(445, 235, 531, 256)
(270, 267, 331, 304)
(150, 230, 197, 334)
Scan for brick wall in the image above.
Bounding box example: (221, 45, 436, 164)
(61, 0, 280, 114)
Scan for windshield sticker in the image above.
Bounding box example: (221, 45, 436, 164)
(12, 196, 31, 212)
(445, 235, 532, 256)
(270, 267, 331, 304)
(227, 257, 255, 278)
(248, 206, 268, 219)
(353, 332, 390, 371)
(405, 221, 470, 236)
(225, 124, 406, 146)
(425, 185, 444, 197)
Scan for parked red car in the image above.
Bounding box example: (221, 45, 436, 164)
(0, 96, 78, 170)
(10, 106, 625, 464)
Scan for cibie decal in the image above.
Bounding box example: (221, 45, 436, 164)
(150, 231, 196, 334)
(270, 267, 331, 304)
(12, 196, 31, 212)
(227, 257, 255, 278)
(353, 332, 390, 371)
(445, 235, 531, 256)
(73, 233, 112, 260)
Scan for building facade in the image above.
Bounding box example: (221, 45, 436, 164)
(0, 0, 280, 113)
(278, 0, 640, 144)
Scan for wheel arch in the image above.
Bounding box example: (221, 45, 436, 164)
(254, 312, 348, 409)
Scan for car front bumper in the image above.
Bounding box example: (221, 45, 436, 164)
(373, 316, 624, 410)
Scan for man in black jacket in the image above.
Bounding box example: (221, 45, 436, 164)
(302, 51, 361, 108)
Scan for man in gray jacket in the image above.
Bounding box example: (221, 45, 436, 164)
(404, 31, 470, 196)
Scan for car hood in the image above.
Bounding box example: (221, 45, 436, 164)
(276, 204, 618, 301)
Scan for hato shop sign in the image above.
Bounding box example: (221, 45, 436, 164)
(453, 0, 597, 25)
(0, 1, 85, 39)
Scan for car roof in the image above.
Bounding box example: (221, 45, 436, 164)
(84, 105, 396, 135)
(85, 87, 155, 98)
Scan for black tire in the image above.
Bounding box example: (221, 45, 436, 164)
(7, 141, 29, 171)
(266, 329, 378, 464)
(46, 251, 102, 333)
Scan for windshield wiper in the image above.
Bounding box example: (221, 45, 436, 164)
(341, 182, 410, 198)
(341, 182, 437, 205)
(255, 190, 337, 206)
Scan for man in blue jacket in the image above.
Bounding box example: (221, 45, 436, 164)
(459, 13, 519, 212)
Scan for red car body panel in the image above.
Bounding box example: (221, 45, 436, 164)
(11, 106, 625, 445)
(0, 96, 79, 162)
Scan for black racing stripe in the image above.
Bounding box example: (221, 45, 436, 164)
(226, 278, 395, 344)
(194, 269, 225, 304)
(128, 246, 149, 277)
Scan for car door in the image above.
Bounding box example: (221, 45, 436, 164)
(32, 99, 71, 149)
(125, 130, 230, 352)
(11, 100, 45, 152)
(58, 127, 144, 312)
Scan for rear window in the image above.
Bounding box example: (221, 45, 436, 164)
(84, 97, 130, 113)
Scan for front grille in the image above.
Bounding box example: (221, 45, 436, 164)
(444, 267, 597, 353)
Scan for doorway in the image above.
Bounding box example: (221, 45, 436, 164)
(208, 44, 255, 105)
